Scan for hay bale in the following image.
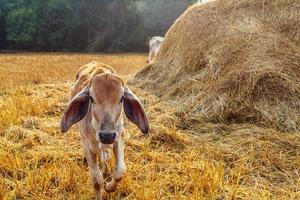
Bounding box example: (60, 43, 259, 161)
(133, 0, 300, 132)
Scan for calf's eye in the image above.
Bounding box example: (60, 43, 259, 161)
(90, 96, 95, 103)
(120, 96, 124, 103)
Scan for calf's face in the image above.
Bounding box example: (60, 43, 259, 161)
(89, 74, 124, 144)
(61, 73, 149, 144)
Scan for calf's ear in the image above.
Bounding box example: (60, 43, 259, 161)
(61, 87, 90, 133)
(123, 88, 149, 134)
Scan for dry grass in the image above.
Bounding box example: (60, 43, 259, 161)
(0, 53, 299, 200)
(0, 53, 146, 90)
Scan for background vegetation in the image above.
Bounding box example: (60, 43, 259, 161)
(0, 0, 196, 52)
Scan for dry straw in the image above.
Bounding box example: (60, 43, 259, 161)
(133, 0, 300, 132)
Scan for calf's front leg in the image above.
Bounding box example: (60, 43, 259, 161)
(82, 143, 104, 200)
(105, 134, 126, 192)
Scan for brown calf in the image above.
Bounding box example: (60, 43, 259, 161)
(61, 61, 149, 200)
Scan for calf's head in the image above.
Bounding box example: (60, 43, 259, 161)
(61, 73, 149, 144)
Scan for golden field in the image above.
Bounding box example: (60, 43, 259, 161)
(0, 53, 299, 200)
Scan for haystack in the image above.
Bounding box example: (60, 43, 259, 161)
(133, 0, 300, 132)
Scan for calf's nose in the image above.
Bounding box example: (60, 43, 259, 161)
(99, 132, 116, 144)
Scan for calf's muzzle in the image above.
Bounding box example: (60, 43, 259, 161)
(99, 132, 116, 144)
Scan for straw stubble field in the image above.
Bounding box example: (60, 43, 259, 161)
(0, 53, 299, 200)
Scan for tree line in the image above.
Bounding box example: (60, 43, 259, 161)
(0, 0, 194, 52)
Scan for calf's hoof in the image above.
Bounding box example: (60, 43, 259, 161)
(105, 181, 117, 193)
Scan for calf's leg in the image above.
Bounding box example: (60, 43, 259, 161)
(105, 135, 126, 192)
(82, 144, 104, 200)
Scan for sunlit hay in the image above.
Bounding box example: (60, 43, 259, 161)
(0, 53, 299, 199)
(0, 90, 52, 130)
(0, 53, 147, 90)
(133, 0, 300, 132)
(124, 130, 225, 199)
(0, 178, 8, 200)
(0, 123, 89, 199)
(148, 125, 188, 151)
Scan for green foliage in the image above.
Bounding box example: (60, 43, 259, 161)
(6, 8, 37, 44)
(0, 0, 190, 51)
(0, 0, 10, 49)
(4, 0, 83, 50)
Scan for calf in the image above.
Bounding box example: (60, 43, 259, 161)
(61, 61, 149, 200)
(147, 36, 164, 63)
